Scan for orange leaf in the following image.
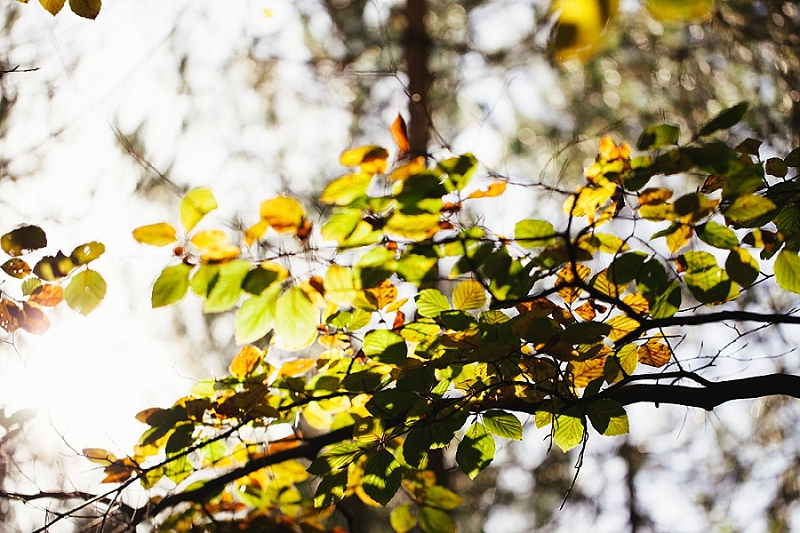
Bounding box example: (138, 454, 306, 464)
(279, 358, 316, 377)
(556, 264, 592, 305)
(574, 301, 597, 321)
(363, 279, 397, 310)
(638, 338, 671, 367)
(20, 302, 49, 335)
(466, 181, 507, 199)
(390, 114, 410, 156)
(29, 284, 64, 307)
(568, 357, 607, 388)
(230, 346, 264, 378)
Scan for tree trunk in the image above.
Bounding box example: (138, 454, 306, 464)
(403, 0, 432, 157)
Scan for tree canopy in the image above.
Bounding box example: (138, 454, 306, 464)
(4, 1, 800, 532)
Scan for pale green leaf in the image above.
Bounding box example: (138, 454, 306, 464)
(482, 410, 522, 440)
(415, 289, 450, 318)
(273, 286, 318, 350)
(64, 269, 106, 315)
(235, 283, 281, 344)
(180, 189, 218, 232)
(152, 263, 192, 308)
(203, 260, 251, 313)
(452, 279, 486, 311)
(390, 503, 417, 533)
(775, 250, 800, 295)
(455, 422, 495, 479)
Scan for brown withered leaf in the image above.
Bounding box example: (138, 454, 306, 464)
(29, 284, 64, 307)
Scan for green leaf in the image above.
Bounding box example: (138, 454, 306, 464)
(273, 286, 318, 350)
(785, 147, 800, 167)
(439, 153, 477, 191)
(390, 503, 417, 533)
(21, 277, 42, 296)
(313, 470, 347, 508)
(189, 264, 219, 297)
(553, 412, 584, 452)
(363, 449, 403, 506)
(452, 279, 486, 310)
(775, 250, 800, 295)
(165, 424, 195, 454)
(585, 399, 629, 436)
(320, 173, 373, 205)
(455, 422, 495, 479)
(363, 329, 407, 364)
(180, 188, 218, 232)
(325, 264, 356, 305)
(696, 222, 738, 250)
(307, 442, 364, 476)
(424, 485, 463, 510)
(152, 263, 192, 308)
(415, 288, 450, 317)
(235, 283, 281, 344)
(608, 252, 646, 285)
(69, 241, 105, 265)
(322, 209, 362, 243)
(482, 410, 522, 440)
(1, 225, 47, 256)
(515, 219, 556, 247)
(725, 248, 759, 288)
(366, 389, 418, 419)
(698, 102, 748, 137)
(637, 123, 680, 150)
(64, 269, 107, 315)
(203, 260, 251, 313)
(396, 253, 439, 286)
(725, 194, 777, 226)
(649, 280, 681, 319)
(418, 506, 456, 533)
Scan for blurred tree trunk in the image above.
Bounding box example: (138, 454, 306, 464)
(404, 0, 432, 157)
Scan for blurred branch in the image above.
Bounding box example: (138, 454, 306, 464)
(0, 66, 39, 74)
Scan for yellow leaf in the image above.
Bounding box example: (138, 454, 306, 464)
(300, 277, 326, 307)
(279, 358, 317, 377)
(645, 0, 713, 21)
(191, 229, 228, 250)
(83, 447, 117, 466)
(230, 346, 264, 378)
(452, 279, 486, 310)
(592, 269, 627, 299)
(68, 0, 101, 18)
(556, 264, 592, 305)
(132, 223, 178, 247)
(568, 357, 606, 388)
(260, 196, 306, 233)
(466, 181, 507, 199)
(574, 301, 597, 321)
(665, 224, 693, 254)
(638, 188, 673, 205)
(607, 315, 640, 342)
(389, 156, 427, 181)
(180, 188, 218, 232)
(245, 219, 269, 246)
(363, 279, 397, 310)
(303, 401, 332, 430)
(549, 0, 619, 63)
(340, 145, 390, 174)
(263, 8, 272, 16)
(269, 459, 311, 484)
(638, 338, 672, 367)
(200, 244, 241, 263)
(39, 0, 65, 15)
(621, 293, 649, 315)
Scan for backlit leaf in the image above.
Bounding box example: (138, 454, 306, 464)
(515, 219, 556, 247)
(456, 422, 495, 479)
(637, 123, 680, 150)
(132, 223, 178, 247)
(553, 412, 584, 452)
(203, 260, 251, 313)
(68, 0, 101, 18)
(152, 263, 192, 308)
(340, 145, 390, 174)
(70, 241, 105, 265)
(418, 507, 456, 533)
(452, 279, 486, 310)
(29, 284, 64, 307)
(724, 195, 776, 226)
(230, 346, 263, 378)
(363, 279, 397, 310)
(2, 258, 30, 278)
(21, 277, 41, 296)
(726, 247, 759, 288)
(390, 503, 416, 533)
(363, 449, 402, 505)
(260, 196, 306, 233)
(638, 338, 671, 367)
(64, 269, 106, 315)
(775, 250, 800, 295)
(390, 114, 410, 155)
(235, 283, 281, 344)
(39, 0, 65, 15)
(20, 302, 50, 334)
(83, 447, 117, 466)
(363, 329, 407, 364)
(2, 225, 47, 256)
(415, 288, 450, 317)
(585, 399, 629, 436)
(466, 181, 506, 199)
(274, 287, 318, 350)
(33, 252, 75, 281)
(180, 189, 218, 232)
(696, 221, 738, 250)
(190, 230, 228, 250)
(320, 173, 373, 205)
(483, 410, 522, 440)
